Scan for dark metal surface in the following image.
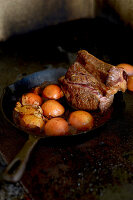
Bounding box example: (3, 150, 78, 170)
(0, 17, 133, 200)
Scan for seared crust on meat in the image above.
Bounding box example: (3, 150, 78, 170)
(59, 50, 127, 112)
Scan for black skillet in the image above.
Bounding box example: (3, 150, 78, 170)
(0, 66, 119, 183)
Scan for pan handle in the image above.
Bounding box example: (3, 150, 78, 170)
(2, 134, 39, 182)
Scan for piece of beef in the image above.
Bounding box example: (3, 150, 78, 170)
(59, 50, 127, 112)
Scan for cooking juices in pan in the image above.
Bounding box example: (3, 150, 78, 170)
(13, 81, 113, 137)
(2, 80, 119, 183)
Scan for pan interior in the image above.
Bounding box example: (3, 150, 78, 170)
(1, 66, 123, 142)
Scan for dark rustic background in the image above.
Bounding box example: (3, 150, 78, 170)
(0, 15, 133, 200)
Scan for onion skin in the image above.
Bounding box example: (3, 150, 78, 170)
(69, 110, 94, 131)
(127, 76, 133, 91)
(42, 84, 64, 100)
(22, 93, 43, 106)
(44, 117, 69, 136)
(41, 100, 65, 118)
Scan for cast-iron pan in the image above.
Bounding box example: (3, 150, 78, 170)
(0, 66, 121, 183)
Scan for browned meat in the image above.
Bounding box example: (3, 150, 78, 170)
(59, 50, 127, 112)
